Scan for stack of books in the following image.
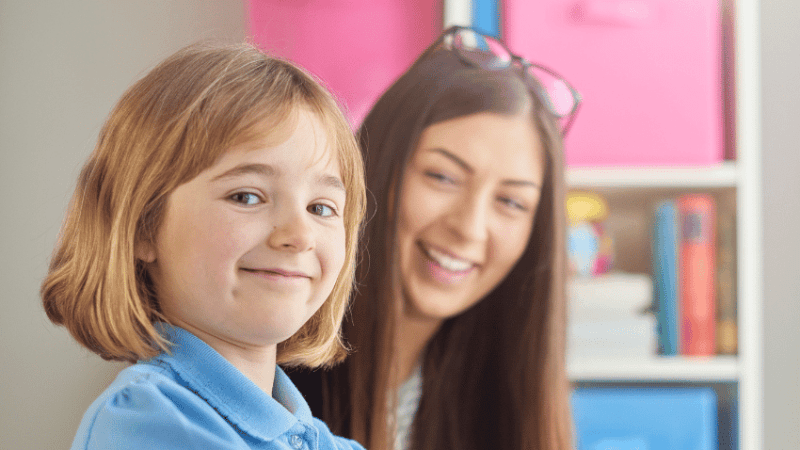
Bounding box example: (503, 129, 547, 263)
(567, 272, 656, 359)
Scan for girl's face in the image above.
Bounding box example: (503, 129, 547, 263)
(142, 109, 347, 355)
(396, 111, 545, 323)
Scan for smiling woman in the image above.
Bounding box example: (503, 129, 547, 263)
(289, 26, 580, 450)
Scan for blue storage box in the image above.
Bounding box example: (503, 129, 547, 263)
(572, 388, 717, 450)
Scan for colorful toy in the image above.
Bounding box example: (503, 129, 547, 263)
(567, 191, 614, 277)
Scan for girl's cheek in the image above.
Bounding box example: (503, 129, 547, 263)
(330, 227, 348, 273)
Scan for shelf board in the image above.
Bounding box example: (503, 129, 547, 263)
(568, 355, 739, 382)
(566, 162, 738, 188)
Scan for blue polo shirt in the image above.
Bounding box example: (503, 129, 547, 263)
(71, 325, 364, 450)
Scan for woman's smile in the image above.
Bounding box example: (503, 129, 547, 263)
(417, 242, 477, 284)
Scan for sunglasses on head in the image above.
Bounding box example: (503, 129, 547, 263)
(431, 26, 582, 135)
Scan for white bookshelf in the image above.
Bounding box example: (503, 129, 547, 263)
(565, 0, 763, 447)
(732, 0, 763, 448)
(443, 0, 763, 447)
(567, 162, 739, 189)
(568, 356, 739, 383)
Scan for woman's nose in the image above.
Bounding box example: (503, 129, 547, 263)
(444, 192, 490, 243)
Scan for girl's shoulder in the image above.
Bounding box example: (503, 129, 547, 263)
(72, 362, 366, 450)
(71, 363, 244, 450)
(310, 416, 366, 450)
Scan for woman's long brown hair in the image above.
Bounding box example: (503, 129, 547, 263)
(319, 48, 572, 450)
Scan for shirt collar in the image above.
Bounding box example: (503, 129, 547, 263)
(146, 323, 314, 442)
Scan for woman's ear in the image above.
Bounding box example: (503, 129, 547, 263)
(135, 240, 157, 263)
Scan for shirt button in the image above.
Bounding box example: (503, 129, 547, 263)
(289, 434, 303, 449)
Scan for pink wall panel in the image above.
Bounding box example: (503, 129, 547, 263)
(248, 0, 441, 126)
(505, 0, 723, 167)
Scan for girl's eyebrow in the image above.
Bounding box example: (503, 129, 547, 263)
(211, 163, 276, 181)
(319, 174, 347, 193)
(210, 162, 346, 193)
(427, 148, 541, 189)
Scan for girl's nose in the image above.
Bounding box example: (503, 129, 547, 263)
(444, 193, 490, 243)
(267, 206, 315, 252)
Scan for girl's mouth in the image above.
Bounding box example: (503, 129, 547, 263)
(240, 268, 310, 278)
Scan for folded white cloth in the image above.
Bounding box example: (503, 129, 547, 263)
(568, 314, 658, 358)
(569, 272, 652, 319)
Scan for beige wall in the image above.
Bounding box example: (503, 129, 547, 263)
(761, 1, 800, 448)
(0, 1, 246, 447)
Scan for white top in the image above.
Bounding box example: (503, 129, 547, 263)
(394, 365, 423, 450)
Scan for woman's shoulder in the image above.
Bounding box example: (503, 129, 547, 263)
(72, 363, 243, 449)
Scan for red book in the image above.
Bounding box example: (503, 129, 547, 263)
(678, 194, 717, 355)
(716, 202, 738, 355)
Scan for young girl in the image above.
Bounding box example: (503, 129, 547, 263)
(41, 43, 366, 450)
(291, 27, 581, 450)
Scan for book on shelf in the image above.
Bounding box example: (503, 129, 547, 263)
(652, 195, 722, 357)
(678, 194, 717, 356)
(652, 201, 680, 356)
(716, 201, 738, 354)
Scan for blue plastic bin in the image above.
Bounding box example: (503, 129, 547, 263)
(571, 388, 717, 450)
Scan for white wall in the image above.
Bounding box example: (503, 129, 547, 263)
(761, 1, 800, 448)
(0, 1, 246, 447)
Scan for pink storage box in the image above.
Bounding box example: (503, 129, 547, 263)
(248, 0, 441, 127)
(504, 0, 723, 167)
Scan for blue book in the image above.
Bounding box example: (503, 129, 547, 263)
(652, 201, 680, 355)
(472, 0, 500, 38)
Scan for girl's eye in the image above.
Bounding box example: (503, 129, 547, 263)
(424, 171, 457, 185)
(230, 192, 262, 206)
(308, 203, 337, 217)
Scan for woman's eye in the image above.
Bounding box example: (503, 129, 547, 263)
(308, 203, 337, 217)
(424, 171, 456, 185)
(498, 196, 528, 212)
(230, 192, 262, 206)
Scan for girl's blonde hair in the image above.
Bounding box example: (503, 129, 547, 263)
(41, 42, 366, 367)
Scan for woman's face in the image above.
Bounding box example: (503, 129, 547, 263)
(396, 111, 546, 323)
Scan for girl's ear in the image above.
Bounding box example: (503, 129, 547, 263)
(135, 240, 157, 263)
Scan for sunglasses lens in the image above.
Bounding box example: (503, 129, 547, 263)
(452, 28, 511, 70)
(528, 65, 577, 118)
(446, 27, 580, 134)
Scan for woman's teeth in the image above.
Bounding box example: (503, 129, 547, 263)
(425, 247, 473, 272)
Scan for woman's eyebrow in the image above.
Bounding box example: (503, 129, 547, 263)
(429, 148, 473, 173)
(211, 163, 276, 181)
(428, 148, 541, 189)
(502, 179, 541, 189)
